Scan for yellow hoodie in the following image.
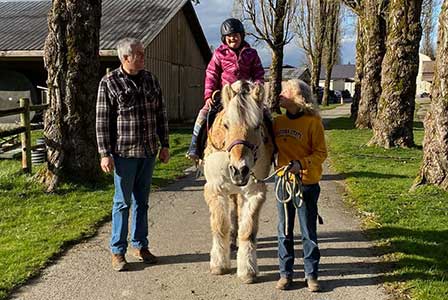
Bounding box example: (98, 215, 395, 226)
(273, 112, 327, 185)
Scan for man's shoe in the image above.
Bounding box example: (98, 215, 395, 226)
(132, 248, 157, 264)
(306, 278, 320, 292)
(111, 254, 128, 272)
(275, 277, 292, 290)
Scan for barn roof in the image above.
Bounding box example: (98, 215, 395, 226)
(0, 0, 211, 60)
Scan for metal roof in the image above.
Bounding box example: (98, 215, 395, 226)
(319, 64, 356, 80)
(264, 66, 310, 80)
(0, 0, 211, 59)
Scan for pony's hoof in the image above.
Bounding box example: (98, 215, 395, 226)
(239, 274, 257, 284)
(210, 267, 230, 275)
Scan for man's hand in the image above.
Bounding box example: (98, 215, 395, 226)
(159, 147, 170, 164)
(100, 156, 114, 173)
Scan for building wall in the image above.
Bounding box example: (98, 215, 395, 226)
(416, 53, 432, 96)
(146, 9, 207, 122)
(319, 79, 355, 96)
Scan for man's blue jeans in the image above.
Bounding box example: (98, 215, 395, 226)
(276, 178, 321, 279)
(110, 154, 156, 254)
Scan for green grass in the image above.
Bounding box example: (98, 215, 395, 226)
(326, 117, 448, 300)
(0, 128, 192, 299)
(319, 103, 343, 110)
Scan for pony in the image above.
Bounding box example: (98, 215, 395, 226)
(202, 80, 274, 283)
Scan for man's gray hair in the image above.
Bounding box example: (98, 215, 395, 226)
(116, 37, 143, 62)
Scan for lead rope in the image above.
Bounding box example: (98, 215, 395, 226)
(253, 163, 302, 236)
(252, 163, 323, 236)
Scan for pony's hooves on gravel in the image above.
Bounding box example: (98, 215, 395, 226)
(210, 267, 230, 275)
(239, 274, 256, 284)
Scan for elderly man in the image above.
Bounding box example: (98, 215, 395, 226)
(96, 37, 170, 271)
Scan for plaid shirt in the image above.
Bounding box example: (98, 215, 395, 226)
(96, 67, 169, 158)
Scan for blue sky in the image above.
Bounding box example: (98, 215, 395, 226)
(194, 0, 357, 68)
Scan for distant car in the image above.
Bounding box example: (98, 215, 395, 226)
(420, 92, 430, 98)
(316, 87, 340, 104)
(334, 90, 342, 99)
(341, 89, 352, 99)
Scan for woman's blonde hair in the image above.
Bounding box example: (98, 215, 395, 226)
(282, 79, 319, 115)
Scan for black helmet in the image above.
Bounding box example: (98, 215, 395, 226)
(220, 18, 245, 42)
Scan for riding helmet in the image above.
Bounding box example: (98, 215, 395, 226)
(220, 18, 245, 43)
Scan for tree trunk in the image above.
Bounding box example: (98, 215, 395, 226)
(311, 56, 322, 103)
(369, 0, 423, 148)
(322, 67, 332, 106)
(415, 0, 448, 190)
(41, 0, 101, 191)
(322, 1, 340, 107)
(269, 48, 284, 113)
(351, 17, 365, 120)
(355, 0, 387, 129)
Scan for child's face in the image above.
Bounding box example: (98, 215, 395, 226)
(279, 88, 297, 111)
(225, 33, 242, 49)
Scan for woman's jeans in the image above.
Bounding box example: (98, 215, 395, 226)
(110, 154, 156, 254)
(276, 178, 321, 279)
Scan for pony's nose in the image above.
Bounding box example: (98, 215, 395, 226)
(229, 165, 249, 177)
(229, 165, 239, 177)
(240, 166, 249, 178)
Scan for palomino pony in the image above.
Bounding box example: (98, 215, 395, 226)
(202, 80, 274, 283)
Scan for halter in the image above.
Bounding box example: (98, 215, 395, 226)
(226, 139, 259, 162)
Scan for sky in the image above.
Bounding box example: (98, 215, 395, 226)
(194, 0, 357, 68)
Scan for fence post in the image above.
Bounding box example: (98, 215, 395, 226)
(20, 98, 32, 173)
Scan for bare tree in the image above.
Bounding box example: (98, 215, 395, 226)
(322, 1, 341, 106)
(341, 0, 387, 129)
(232, 0, 244, 18)
(415, 0, 448, 190)
(240, 0, 296, 112)
(40, 0, 101, 191)
(294, 0, 330, 100)
(421, 0, 436, 59)
(351, 17, 365, 119)
(369, 0, 424, 148)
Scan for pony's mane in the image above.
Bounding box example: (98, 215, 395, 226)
(226, 81, 263, 128)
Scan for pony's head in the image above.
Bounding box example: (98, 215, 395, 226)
(220, 80, 265, 186)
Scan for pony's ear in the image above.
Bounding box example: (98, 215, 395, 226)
(251, 83, 265, 104)
(221, 84, 235, 109)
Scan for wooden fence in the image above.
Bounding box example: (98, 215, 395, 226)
(0, 98, 48, 173)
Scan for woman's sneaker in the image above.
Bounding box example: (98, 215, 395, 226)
(306, 278, 320, 292)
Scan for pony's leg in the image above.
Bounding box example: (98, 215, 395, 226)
(229, 194, 239, 251)
(204, 184, 231, 275)
(237, 189, 266, 283)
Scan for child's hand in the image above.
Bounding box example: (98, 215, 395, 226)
(287, 160, 302, 174)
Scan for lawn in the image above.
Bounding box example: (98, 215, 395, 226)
(0, 128, 192, 300)
(326, 117, 448, 300)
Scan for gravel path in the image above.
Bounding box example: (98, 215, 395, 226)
(9, 103, 389, 300)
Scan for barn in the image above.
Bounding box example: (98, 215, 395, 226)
(0, 0, 211, 122)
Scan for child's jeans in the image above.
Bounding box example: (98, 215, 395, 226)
(276, 179, 321, 280)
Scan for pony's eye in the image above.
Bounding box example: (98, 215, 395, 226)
(223, 123, 229, 129)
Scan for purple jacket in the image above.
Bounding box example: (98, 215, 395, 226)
(204, 42, 264, 100)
